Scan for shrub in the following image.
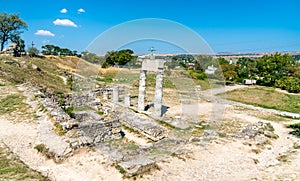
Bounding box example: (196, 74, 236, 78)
(287, 123, 300, 137)
(188, 70, 207, 80)
(64, 106, 74, 117)
(97, 111, 104, 115)
(96, 77, 113, 83)
(54, 122, 67, 136)
(34, 144, 55, 159)
(115, 165, 126, 174)
(275, 77, 300, 93)
(34, 144, 47, 153)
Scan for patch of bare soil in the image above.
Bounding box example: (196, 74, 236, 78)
(144, 109, 300, 180)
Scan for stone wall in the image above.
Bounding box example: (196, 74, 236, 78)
(40, 91, 122, 148)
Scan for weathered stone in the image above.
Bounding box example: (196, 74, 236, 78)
(124, 94, 131, 107)
(118, 157, 156, 176)
(109, 151, 124, 162)
(118, 107, 167, 141)
(138, 70, 146, 112)
(70, 141, 80, 149)
(138, 58, 165, 117)
(189, 137, 201, 142)
(32, 64, 41, 71)
(203, 130, 218, 138)
(112, 86, 119, 103)
(80, 136, 93, 145)
(103, 91, 109, 100)
(255, 135, 269, 145)
(39, 90, 122, 150)
(74, 111, 104, 122)
(264, 130, 278, 139)
(152, 71, 163, 117)
(235, 121, 278, 140)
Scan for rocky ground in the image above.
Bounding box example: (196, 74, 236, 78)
(0, 82, 300, 180)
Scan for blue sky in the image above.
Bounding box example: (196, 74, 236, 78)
(1, 0, 300, 54)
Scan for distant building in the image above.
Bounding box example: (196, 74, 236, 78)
(205, 65, 217, 75)
(186, 62, 195, 69)
(243, 79, 257, 85)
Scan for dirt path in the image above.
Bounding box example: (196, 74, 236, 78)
(145, 113, 300, 180)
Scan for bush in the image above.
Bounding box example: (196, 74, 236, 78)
(34, 144, 47, 153)
(188, 70, 207, 80)
(275, 77, 300, 93)
(287, 123, 300, 137)
(54, 122, 67, 136)
(115, 165, 126, 174)
(34, 144, 55, 159)
(235, 77, 244, 83)
(96, 77, 113, 83)
(64, 106, 75, 118)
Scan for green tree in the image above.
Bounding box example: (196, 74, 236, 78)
(257, 53, 296, 86)
(194, 55, 215, 71)
(104, 49, 135, 66)
(104, 50, 117, 65)
(27, 47, 39, 57)
(216, 64, 238, 81)
(117, 49, 134, 65)
(11, 35, 25, 56)
(41, 44, 76, 56)
(41, 44, 58, 55)
(236, 57, 258, 79)
(217, 57, 229, 65)
(0, 12, 27, 52)
(59, 48, 72, 56)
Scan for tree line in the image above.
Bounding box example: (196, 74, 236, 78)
(187, 53, 300, 93)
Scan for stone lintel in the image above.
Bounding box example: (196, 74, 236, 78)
(141, 59, 164, 72)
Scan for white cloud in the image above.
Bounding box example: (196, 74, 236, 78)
(53, 19, 77, 27)
(77, 8, 86, 13)
(60, 8, 67, 13)
(34, 30, 55, 37)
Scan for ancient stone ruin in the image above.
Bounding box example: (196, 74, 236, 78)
(138, 55, 165, 117)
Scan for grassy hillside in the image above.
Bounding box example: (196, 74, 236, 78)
(0, 55, 99, 93)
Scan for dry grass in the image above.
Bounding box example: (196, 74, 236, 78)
(218, 86, 300, 113)
(233, 106, 296, 122)
(98, 67, 120, 76)
(0, 56, 71, 93)
(0, 94, 30, 115)
(0, 144, 49, 180)
(218, 117, 244, 134)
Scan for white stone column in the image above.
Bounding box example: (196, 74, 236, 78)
(103, 91, 108, 100)
(153, 69, 163, 117)
(124, 94, 131, 107)
(138, 70, 147, 112)
(112, 86, 119, 103)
